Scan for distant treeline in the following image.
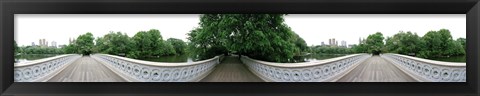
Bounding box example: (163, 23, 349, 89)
(308, 29, 466, 59)
(15, 29, 187, 59)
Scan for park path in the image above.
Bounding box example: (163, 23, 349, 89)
(200, 56, 264, 82)
(337, 56, 416, 82)
(48, 56, 126, 82)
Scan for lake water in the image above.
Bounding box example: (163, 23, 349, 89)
(15, 54, 62, 63)
(293, 54, 348, 62)
(427, 55, 466, 63)
(139, 54, 194, 63)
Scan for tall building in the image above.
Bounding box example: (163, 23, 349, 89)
(69, 38, 72, 44)
(31, 42, 35, 46)
(328, 38, 337, 46)
(51, 41, 57, 48)
(39, 39, 42, 46)
(359, 37, 361, 44)
(321, 42, 325, 46)
(69, 37, 76, 44)
(341, 40, 347, 47)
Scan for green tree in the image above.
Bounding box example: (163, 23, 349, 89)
(457, 38, 466, 51)
(129, 29, 172, 58)
(94, 32, 132, 56)
(384, 31, 423, 55)
(166, 38, 187, 55)
(365, 32, 384, 55)
(188, 14, 301, 62)
(14, 40, 19, 55)
(75, 32, 95, 55)
(293, 33, 308, 54)
(418, 29, 464, 58)
(159, 41, 176, 56)
(63, 44, 77, 54)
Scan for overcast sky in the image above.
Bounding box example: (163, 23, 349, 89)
(15, 14, 466, 47)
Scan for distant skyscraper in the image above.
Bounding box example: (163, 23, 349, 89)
(321, 42, 325, 46)
(51, 41, 57, 48)
(328, 39, 331, 45)
(359, 37, 362, 44)
(341, 40, 347, 47)
(39, 39, 42, 46)
(31, 42, 35, 46)
(328, 38, 339, 47)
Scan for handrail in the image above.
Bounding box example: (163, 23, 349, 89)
(243, 54, 366, 68)
(92, 54, 223, 82)
(15, 54, 77, 67)
(96, 54, 221, 67)
(381, 53, 466, 82)
(241, 54, 371, 82)
(387, 53, 465, 67)
(14, 54, 82, 82)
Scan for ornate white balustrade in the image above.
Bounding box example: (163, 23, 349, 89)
(241, 54, 370, 82)
(14, 54, 82, 82)
(91, 54, 223, 82)
(381, 53, 466, 82)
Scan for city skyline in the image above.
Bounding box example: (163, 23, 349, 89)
(15, 14, 466, 46)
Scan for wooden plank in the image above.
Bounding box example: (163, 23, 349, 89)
(337, 56, 416, 82)
(200, 56, 264, 82)
(47, 56, 127, 82)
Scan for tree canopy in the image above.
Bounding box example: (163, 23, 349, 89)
(93, 32, 133, 55)
(75, 32, 95, 55)
(166, 38, 187, 55)
(14, 40, 19, 55)
(365, 32, 384, 55)
(417, 29, 465, 58)
(384, 31, 423, 55)
(187, 14, 303, 62)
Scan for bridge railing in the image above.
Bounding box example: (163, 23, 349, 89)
(91, 54, 223, 82)
(381, 53, 466, 82)
(241, 54, 370, 82)
(14, 54, 82, 82)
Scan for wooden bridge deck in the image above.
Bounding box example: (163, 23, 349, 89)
(48, 56, 126, 82)
(44, 54, 418, 82)
(200, 56, 264, 82)
(337, 56, 416, 82)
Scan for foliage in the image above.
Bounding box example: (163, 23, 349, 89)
(417, 29, 465, 58)
(20, 46, 64, 54)
(311, 45, 353, 54)
(384, 31, 423, 55)
(93, 32, 133, 55)
(63, 44, 77, 54)
(293, 33, 309, 54)
(75, 32, 95, 55)
(14, 40, 19, 55)
(365, 32, 384, 55)
(122, 29, 179, 58)
(166, 38, 187, 55)
(187, 14, 302, 62)
(457, 38, 466, 51)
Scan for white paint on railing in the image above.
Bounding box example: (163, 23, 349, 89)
(14, 54, 82, 82)
(91, 54, 223, 82)
(381, 53, 466, 82)
(241, 54, 371, 82)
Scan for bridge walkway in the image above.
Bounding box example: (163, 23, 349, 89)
(200, 55, 264, 82)
(48, 56, 126, 82)
(337, 56, 416, 82)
